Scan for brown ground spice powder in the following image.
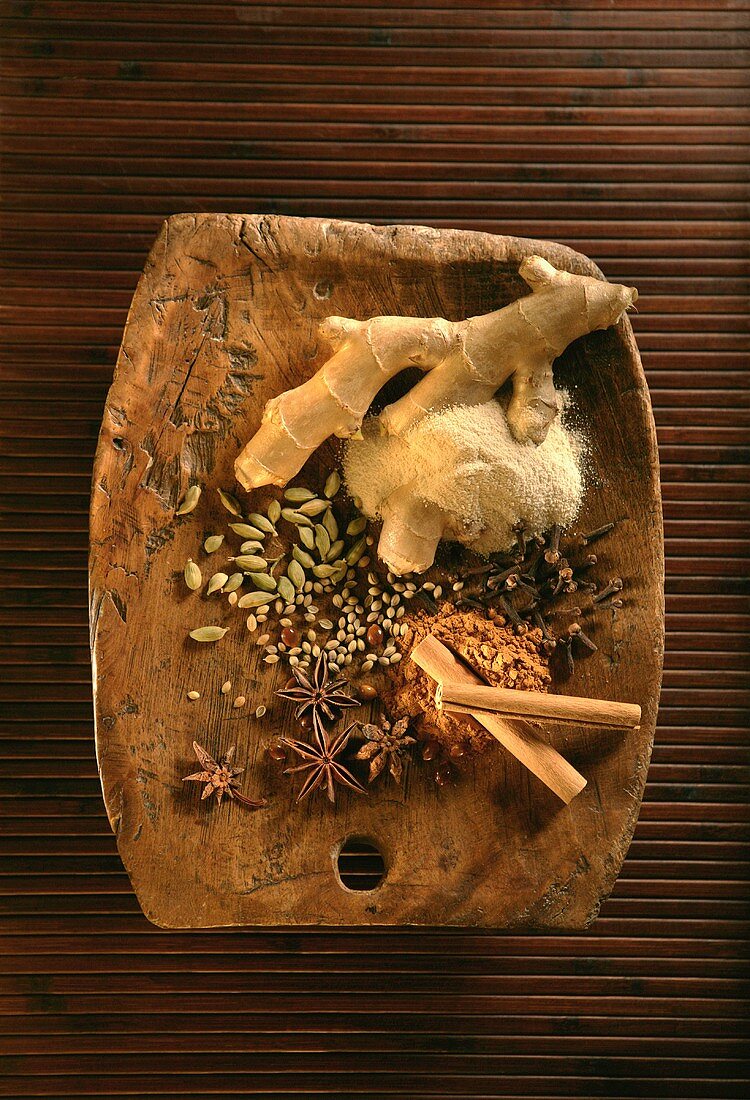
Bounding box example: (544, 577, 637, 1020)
(384, 605, 551, 755)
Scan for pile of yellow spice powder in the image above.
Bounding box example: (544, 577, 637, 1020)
(382, 605, 551, 756)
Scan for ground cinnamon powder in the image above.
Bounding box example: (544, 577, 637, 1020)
(384, 605, 551, 755)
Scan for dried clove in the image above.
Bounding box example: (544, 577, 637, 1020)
(581, 521, 616, 545)
(593, 577, 624, 604)
(568, 622, 598, 653)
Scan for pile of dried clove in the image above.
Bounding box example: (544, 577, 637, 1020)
(455, 521, 623, 678)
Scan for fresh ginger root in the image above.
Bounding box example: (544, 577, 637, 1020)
(234, 256, 637, 572)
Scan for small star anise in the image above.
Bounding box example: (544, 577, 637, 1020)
(281, 716, 366, 804)
(276, 652, 359, 726)
(353, 716, 416, 784)
(182, 741, 266, 809)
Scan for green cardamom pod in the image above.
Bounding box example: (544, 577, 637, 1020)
(203, 534, 224, 553)
(217, 488, 242, 515)
(176, 484, 201, 516)
(207, 572, 229, 595)
(248, 512, 276, 535)
(324, 470, 341, 498)
(284, 487, 315, 503)
(184, 559, 202, 591)
(237, 591, 273, 609)
(248, 572, 277, 593)
(229, 523, 265, 540)
(287, 560, 306, 590)
(277, 576, 295, 603)
(189, 625, 228, 642)
(233, 554, 267, 572)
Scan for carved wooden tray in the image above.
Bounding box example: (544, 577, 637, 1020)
(89, 214, 663, 929)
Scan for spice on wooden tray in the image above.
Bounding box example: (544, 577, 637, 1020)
(276, 651, 360, 726)
(281, 718, 366, 804)
(182, 741, 266, 809)
(352, 716, 416, 784)
(384, 606, 550, 757)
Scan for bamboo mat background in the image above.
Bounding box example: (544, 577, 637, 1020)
(1, 1, 749, 1096)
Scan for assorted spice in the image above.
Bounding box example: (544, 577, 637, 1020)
(182, 741, 266, 809)
(177, 465, 624, 807)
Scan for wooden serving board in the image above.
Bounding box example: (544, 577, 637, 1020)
(89, 214, 663, 929)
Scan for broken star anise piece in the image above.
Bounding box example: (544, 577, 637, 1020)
(182, 741, 266, 809)
(281, 716, 366, 804)
(353, 716, 416, 784)
(276, 651, 360, 727)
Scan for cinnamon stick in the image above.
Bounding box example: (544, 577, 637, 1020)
(410, 635, 586, 804)
(437, 682, 641, 730)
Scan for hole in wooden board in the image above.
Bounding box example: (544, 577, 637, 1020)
(112, 436, 127, 451)
(334, 836, 385, 892)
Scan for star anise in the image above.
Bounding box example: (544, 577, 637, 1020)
(281, 716, 366, 804)
(276, 652, 359, 726)
(182, 741, 266, 809)
(353, 716, 416, 784)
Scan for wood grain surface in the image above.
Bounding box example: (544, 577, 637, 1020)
(1, 0, 748, 1094)
(89, 214, 662, 928)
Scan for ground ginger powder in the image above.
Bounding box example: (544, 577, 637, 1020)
(383, 605, 551, 755)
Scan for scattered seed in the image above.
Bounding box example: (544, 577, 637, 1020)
(284, 487, 315, 503)
(361, 660, 374, 672)
(221, 680, 232, 694)
(233, 695, 246, 708)
(246, 614, 258, 632)
(227, 591, 238, 606)
(390, 653, 402, 664)
(277, 576, 295, 603)
(263, 655, 279, 664)
(248, 512, 276, 535)
(323, 509, 338, 540)
(281, 507, 313, 527)
(312, 563, 337, 579)
(238, 590, 275, 609)
(233, 554, 266, 572)
(318, 618, 334, 630)
(203, 535, 224, 553)
(256, 633, 270, 646)
(184, 559, 202, 591)
(176, 484, 201, 515)
(298, 498, 328, 517)
(292, 545, 316, 569)
(218, 488, 242, 516)
(346, 516, 367, 536)
(187, 690, 200, 700)
(229, 523, 265, 540)
(287, 560, 306, 590)
(324, 470, 341, 498)
(189, 626, 228, 642)
(314, 524, 331, 557)
(248, 572, 277, 593)
(207, 572, 229, 595)
(326, 539, 345, 562)
(255, 705, 267, 718)
(345, 537, 367, 565)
